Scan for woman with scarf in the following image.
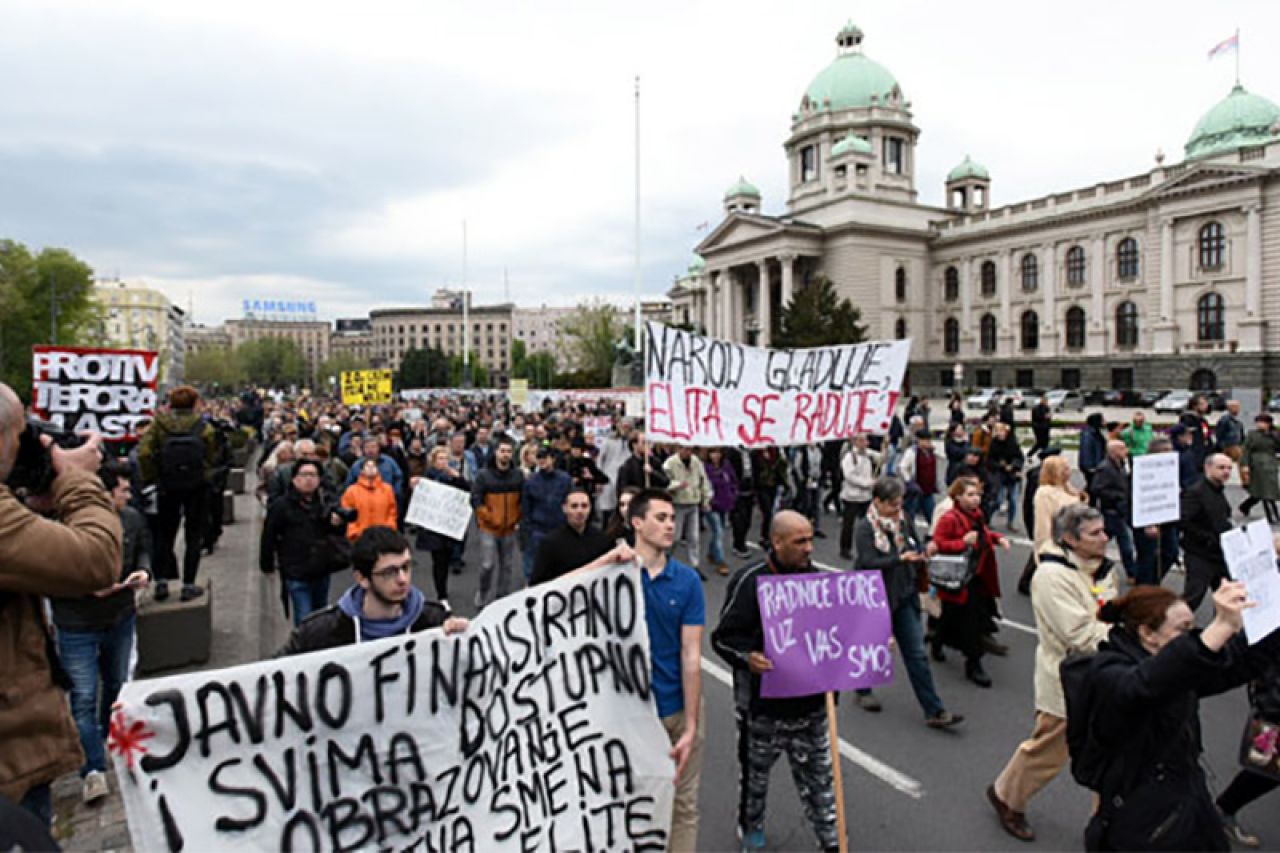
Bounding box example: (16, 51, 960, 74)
(931, 476, 1011, 687)
(851, 476, 964, 728)
(412, 446, 470, 607)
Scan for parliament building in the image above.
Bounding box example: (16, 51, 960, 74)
(667, 22, 1280, 394)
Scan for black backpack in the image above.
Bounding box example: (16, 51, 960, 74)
(158, 424, 206, 492)
(1061, 652, 1109, 791)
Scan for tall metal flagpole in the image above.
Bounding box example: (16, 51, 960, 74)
(1235, 28, 1241, 85)
(633, 75, 642, 360)
(462, 220, 471, 388)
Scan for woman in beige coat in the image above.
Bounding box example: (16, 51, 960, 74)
(1032, 456, 1087, 562)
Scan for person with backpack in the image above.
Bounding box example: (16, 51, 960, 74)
(986, 503, 1117, 842)
(1073, 582, 1280, 851)
(137, 384, 219, 602)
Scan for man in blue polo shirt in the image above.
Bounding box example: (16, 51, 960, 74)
(628, 487, 705, 853)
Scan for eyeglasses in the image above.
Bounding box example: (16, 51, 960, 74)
(370, 561, 412, 580)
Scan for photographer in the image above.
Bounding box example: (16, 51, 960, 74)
(260, 459, 350, 625)
(0, 382, 121, 827)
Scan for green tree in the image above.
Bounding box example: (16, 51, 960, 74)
(562, 301, 624, 387)
(318, 352, 372, 383)
(0, 240, 98, 398)
(511, 338, 528, 375)
(398, 347, 450, 388)
(774, 275, 868, 348)
(235, 337, 306, 388)
(185, 346, 247, 391)
(447, 352, 488, 388)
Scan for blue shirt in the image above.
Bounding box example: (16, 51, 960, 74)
(641, 557, 705, 718)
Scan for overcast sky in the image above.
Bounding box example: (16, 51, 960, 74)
(1, 0, 1276, 324)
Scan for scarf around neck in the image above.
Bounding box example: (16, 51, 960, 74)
(865, 501, 906, 554)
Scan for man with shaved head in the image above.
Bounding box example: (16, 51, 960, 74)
(712, 509, 839, 852)
(1090, 439, 1136, 581)
(0, 382, 121, 827)
(1180, 451, 1235, 610)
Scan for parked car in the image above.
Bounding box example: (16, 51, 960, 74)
(966, 388, 1001, 409)
(1084, 389, 1110, 406)
(1154, 389, 1192, 414)
(1267, 395, 1280, 413)
(1010, 388, 1045, 409)
(1203, 391, 1228, 412)
(1138, 389, 1169, 407)
(1101, 389, 1142, 406)
(1045, 389, 1085, 412)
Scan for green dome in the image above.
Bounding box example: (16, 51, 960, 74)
(803, 24, 901, 112)
(947, 155, 990, 181)
(687, 254, 706, 274)
(1185, 84, 1280, 159)
(831, 133, 873, 157)
(724, 176, 761, 200)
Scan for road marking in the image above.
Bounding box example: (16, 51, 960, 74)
(998, 618, 1038, 636)
(699, 658, 926, 799)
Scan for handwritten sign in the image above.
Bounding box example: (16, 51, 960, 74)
(32, 346, 158, 442)
(509, 378, 529, 407)
(644, 322, 909, 448)
(340, 369, 393, 406)
(1131, 452, 1181, 527)
(405, 477, 473, 540)
(756, 571, 893, 698)
(583, 416, 612, 442)
(111, 564, 673, 852)
(1222, 519, 1280, 644)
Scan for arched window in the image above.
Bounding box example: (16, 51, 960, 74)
(1197, 292, 1225, 341)
(944, 266, 959, 302)
(895, 267, 907, 303)
(1065, 245, 1086, 287)
(1021, 253, 1039, 292)
(1199, 222, 1225, 270)
(1065, 306, 1086, 349)
(980, 260, 997, 297)
(979, 313, 997, 353)
(943, 317, 960, 354)
(895, 317, 907, 340)
(1020, 310, 1039, 351)
(1116, 237, 1139, 280)
(1190, 369, 1217, 391)
(1115, 301, 1139, 348)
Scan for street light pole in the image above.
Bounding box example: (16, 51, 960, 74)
(49, 272, 57, 346)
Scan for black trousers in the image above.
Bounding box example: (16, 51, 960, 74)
(154, 487, 209, 586)
(430, 546, 452, 602)
(840, 500, 869, 555)
(1183, 552, 1225, 612)
(731, 493, 755, 551)
(1217, 767, 1280, 816)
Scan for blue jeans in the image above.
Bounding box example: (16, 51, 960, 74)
(1103, 512, 1136, 576)
(285, 575, 331, 625)
(859, 597, 945, 718)
(20, 783, 51, 828)
(523, 528, 549, 582)
(996, 478, 1020, 525)
(906, 492, 936, 534)
(706, 510, 727, 566)
(57, 612, 136, 775)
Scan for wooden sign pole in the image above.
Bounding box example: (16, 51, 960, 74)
(825, 691, 848, 853)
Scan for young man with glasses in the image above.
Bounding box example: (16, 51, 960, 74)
(275, 526, 468, 656)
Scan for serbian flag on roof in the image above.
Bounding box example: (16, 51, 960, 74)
(1208, 32, 1239, 60)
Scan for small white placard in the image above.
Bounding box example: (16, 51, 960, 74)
(1221, 519, 1280, 644)
(405, 477, 473, 540)
(1131, 452, 1181, 528)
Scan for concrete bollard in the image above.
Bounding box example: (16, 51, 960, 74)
(135, 579, 213, 674)
(223, 490, 236, 524)
(228, 467, 246, 494)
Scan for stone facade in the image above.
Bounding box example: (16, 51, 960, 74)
(670, 22, 1280, 395)
(369, 304, 513, 384)
(93, 280, 186, 385)
(224, 318, 331, 380)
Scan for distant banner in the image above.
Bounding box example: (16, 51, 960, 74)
(31, 346, 158, 442)
(526, 389, 643, 415)
(111, 564, 673, 851)
(756, 570, 893, 698)
(340, 369, 393, 406)
(405, 477, 473, 540)
(509, 379, 529, 407)
(644, 323, 909, 447)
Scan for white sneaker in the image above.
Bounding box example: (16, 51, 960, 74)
(440, 598, 451, 612)
(83, 770, 109, 804)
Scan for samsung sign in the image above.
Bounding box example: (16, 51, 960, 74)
(242, 299, 318, 321)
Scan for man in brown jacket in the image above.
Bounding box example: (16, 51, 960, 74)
(0, 383, 121, 827)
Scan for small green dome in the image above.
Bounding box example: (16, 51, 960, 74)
(802, 24, 901, 113)
(724, 176, 761, 200)
(947, 155, 990, 182)
(1185, 84, 1280, 159)
(831, 133, 873, 157)
(687, 254, 706, 274)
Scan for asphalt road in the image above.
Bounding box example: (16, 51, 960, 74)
(307, 485, 1278, 853)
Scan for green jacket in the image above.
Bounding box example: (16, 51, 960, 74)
(137, 409, 218, 485)
(1121, 422, 1153, 457)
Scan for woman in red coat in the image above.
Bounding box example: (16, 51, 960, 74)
(932, 475, 1010, 687)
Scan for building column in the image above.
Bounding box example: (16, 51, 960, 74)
(1153, 218, 1178, 354)
(756, 259, 772, 347)
(1041, 244, 1057, 357)
(780, 253, 796, 309)
(1088, 236, 1107, 356)
(1239, 204, 1266, 352)
(960, 259, 973, 353)
(999, 252, 1014, 354)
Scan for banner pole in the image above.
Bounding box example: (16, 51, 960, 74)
(825, 691, 848, 853)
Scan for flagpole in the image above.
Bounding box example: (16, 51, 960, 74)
(633, 75, 642, 359)
(1235, 28, 1240, 85)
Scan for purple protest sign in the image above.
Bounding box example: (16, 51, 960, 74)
(757, 570, 893, 698)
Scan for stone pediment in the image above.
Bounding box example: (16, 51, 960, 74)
(695, 213, 821, 256)
(1141, 162, 1270, 201)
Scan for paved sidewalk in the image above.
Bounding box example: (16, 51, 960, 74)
(50, 482, 275, 851)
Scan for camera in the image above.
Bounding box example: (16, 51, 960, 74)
(7, 417, 88, 496)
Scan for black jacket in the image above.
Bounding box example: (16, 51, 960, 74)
(530, 523, 613, 586)
(985, 434, 1024, 480)
(1179, 477, 1232, 563)
(1086, 626, 1280, 851)
(260, 487, 346, 581)
(274, 601, 449, 657)
(853, 516, 923, 611)
(1091, 458, 1131, 519)
(617, 454, 669, 493)
(712, 557, 825, 719)
(50, 506, 151, 632)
